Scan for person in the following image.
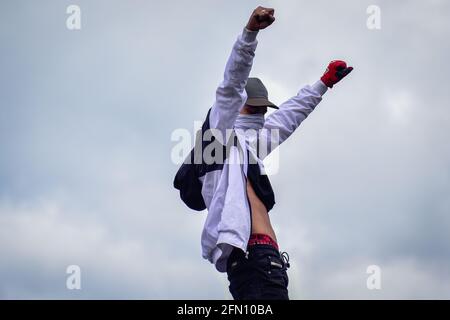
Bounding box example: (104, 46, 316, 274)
(174, 6, 353, 300)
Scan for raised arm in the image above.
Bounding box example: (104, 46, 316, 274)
(262, 80, 327, 146)
(259, 60, 353, 157)
(208, 7, 275, 142)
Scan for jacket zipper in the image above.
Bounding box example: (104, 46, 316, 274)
(245, 173, 252, 260)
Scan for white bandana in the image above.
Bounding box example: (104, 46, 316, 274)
(233, 113, 265, 130)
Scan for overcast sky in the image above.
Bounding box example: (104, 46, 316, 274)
(1, 0, 449, 299)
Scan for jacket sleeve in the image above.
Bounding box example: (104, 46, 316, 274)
(258, 80, 328, 158)
(208, 28, 259, 143)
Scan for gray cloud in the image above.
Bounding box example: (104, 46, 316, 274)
(0, 0, 449, 299)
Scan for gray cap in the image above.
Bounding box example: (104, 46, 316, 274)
(245, 77, 278, 109)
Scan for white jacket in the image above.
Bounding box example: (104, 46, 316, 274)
(174, 28, 328, 272)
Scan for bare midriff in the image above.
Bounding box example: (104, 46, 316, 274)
(246, 180, 277, 243)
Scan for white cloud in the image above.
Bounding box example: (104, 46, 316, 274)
(1, 0, 449, 299)
(0, 198, 224, 299)
(386, 90, 414, 125)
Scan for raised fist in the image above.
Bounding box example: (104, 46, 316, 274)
(246, 6, 275, 31)
(321, 60, 354, 88)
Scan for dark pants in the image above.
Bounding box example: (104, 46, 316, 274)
(226, 244, 289, 300)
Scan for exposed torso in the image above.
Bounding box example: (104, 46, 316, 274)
(246, 180, 277, 242)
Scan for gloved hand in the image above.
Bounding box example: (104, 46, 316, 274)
(321, 60, 353, 88)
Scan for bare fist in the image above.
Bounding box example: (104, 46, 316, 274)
(246, 6, 275, 31)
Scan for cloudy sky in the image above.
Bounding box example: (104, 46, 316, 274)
(0, 0, 449, 299)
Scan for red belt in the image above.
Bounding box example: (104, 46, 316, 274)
(248, 233, 279, 251)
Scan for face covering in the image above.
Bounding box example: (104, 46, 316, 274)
(233, 113, 265, 131)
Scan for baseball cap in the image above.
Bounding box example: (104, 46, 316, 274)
(245, 77, 278, 109)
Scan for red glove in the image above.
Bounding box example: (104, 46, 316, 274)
(321, 60, 353, 88)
